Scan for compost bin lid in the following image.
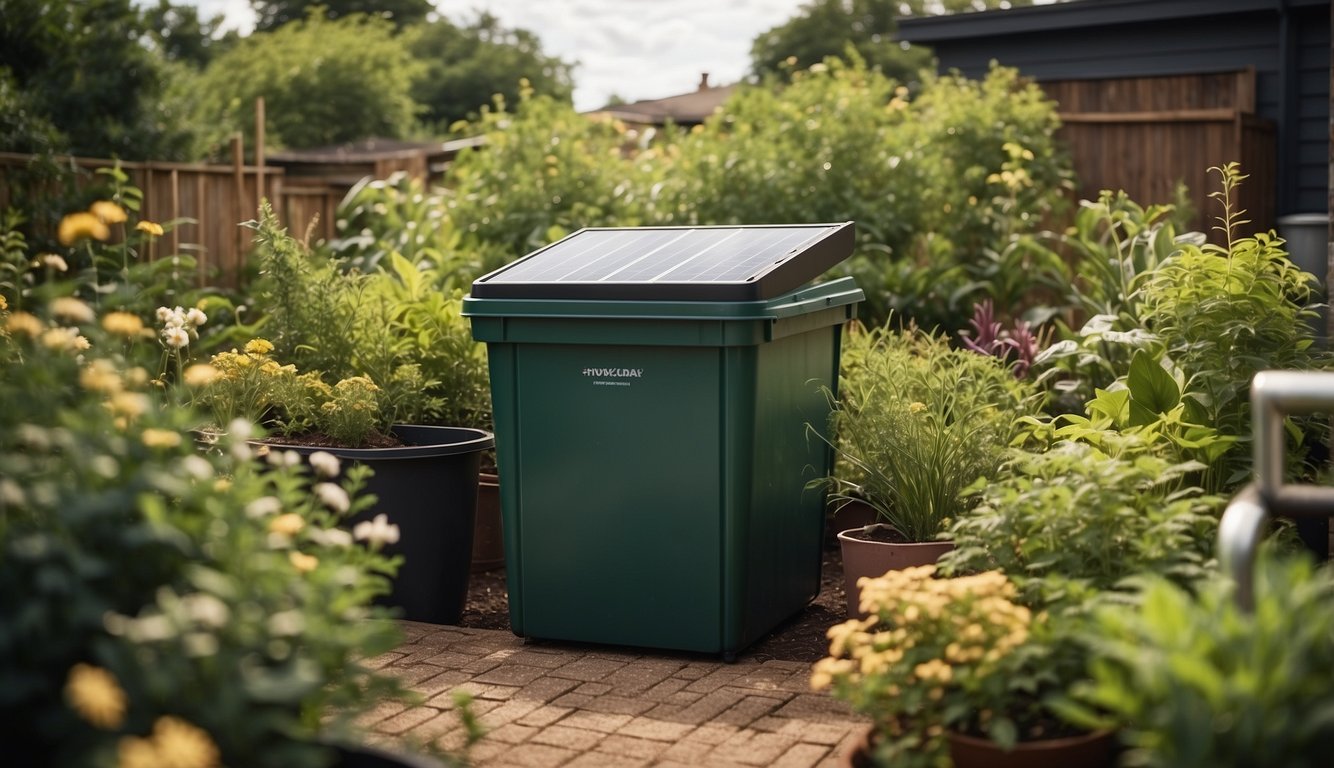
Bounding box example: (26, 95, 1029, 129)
(468, 222, 855, 301)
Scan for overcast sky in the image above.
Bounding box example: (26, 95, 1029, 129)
(176, 0, 815, 111)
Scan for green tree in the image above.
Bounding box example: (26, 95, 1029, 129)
(250, 0, 433, 31)
(0, 0, 198, 159)
(192, 9, 422, 152)
(405, 13, 575, 132)
(139, 0, 234, 67)
(750, 0, 1037, 83)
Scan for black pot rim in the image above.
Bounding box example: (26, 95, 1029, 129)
(256, 424, 494, 460)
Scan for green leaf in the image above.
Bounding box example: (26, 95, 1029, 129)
(1127, 350, 1179, 414)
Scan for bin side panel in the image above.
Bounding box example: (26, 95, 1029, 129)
(506, 343, 724, 652)
(722, 326, 839, 652)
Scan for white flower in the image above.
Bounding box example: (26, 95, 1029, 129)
(156, 306, 175, 324)
(313, 482, 351, 514)
(307, 451, 340, 478)
(245, 496, 282, 518)
(265, 449, 301, 468)
(185, 307, 207, 328)
(226, 418, 254, 440)
(181, 593, 230, 627)
(268, 610, 305, 636)
(353, 513, 400, 548)
(308, 526, 353, 548)
(163, 326, 189, 349)
(179, 454, 213, 481)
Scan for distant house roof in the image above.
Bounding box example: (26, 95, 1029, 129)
(588, 73, 738, 127)
(267, 137, 449, 164)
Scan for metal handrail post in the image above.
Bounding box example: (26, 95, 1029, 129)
(1219, 371, 1334, 610)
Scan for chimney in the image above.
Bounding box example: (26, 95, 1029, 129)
(698, 72, 710, 90)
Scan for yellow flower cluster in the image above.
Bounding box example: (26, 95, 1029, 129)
(119, 716, 220, 768)
(66, 663, 127, 729)
(810, 566, 1033, 701)
(57, 200, 127, 246)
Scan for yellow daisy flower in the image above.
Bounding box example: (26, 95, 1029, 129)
(136, 220, 165, 237)
(65, 663, 127, 729)
(90, 200, 127, 225)
(58, 212, 110, 245)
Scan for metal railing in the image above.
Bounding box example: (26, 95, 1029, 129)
(1219, 371, 1334, 610)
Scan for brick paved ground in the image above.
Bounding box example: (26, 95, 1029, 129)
(359, 621, 869, 768)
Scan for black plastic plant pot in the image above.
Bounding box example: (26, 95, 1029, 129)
(272, 425, 495, 625)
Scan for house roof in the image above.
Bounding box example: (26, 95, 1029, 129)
(588, 75, 738, 126)
(897, 0, 1328, 42)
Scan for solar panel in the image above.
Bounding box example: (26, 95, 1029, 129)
(468, 222, 855, 301)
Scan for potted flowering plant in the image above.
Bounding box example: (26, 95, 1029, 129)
(812, 321, 1034, 617)
(0, 222, 475, 767)
(811, 565, 1114, 768)
(188, 335, 492, 626)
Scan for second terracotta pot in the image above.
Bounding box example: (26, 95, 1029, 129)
(838, 525, 954, 619)
(471, 473, 504, 572)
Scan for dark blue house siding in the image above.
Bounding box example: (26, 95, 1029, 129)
(899, 0, 1330, 216)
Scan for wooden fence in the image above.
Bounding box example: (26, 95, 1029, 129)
(1044, 70, 1277, 236)
(0, 143, 343, 288)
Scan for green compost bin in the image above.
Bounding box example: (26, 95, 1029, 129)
(463, 223, 862, 658)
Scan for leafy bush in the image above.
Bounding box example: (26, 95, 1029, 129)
(941, 438, 1221, 610)
(1065, 550, 1334, 768)
(814, 320, 1034, 541)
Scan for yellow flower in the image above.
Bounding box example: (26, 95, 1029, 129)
(5, 311, 44, 337)
(0, 294, 7, 310)
(136, 220, 165, 237)
(141, 428, 183, 449)
(80, 359, 123, 393)
(149, 716, 221, 768)
(58, 212, 110, 245)
(108, 392, 150, 419)
(102, 311, 145, 338)
(289, 550, 319, 572)
(183, 364, 220, 388)
(269, 512, 305, 536)
(65, 663, 127, 729)
(51, 297, 95, 325)
(908, 401, 927, 413)
(90, 200, 127, 225)
(41, 327, 80, 351)
(244, 338, 274, 356)
(118, 736, 159, 768)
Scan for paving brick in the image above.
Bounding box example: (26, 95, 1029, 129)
(476, 685, 521, 701)
(373, 704, 440, 735)
(548, 656, 630, 682)
(711, 731, 798, 766)
(515, 705, 574, 728)
(574, 682, 613, 696)
(364, 651, 407, 669)
(640, 677, 690, 701)
(410, 670, 474, 697)
(681, 722, 740, 745)
(424, 650, 482, 669)
(774, 693, 859, 722)
(391, 663, 456, 687)
(479, 699, 544, 728)
(485, 722, 540, 745)
(353, 699, 410, 728)
(600, 660, 685, 695)
(666, 688, 749, 724)
(559, 710, 634, 734)
(528, 724, 604, 751)
(683, 668, 746, 694)
(656, 740, 715, 764)
(616, 717, 696, 742)
(514, 676, 582, 704)
(474, 664, 552, 687)
(488, 742, 579, 768)
(662, 691, 703, 706)
(593, 733, 669, 760)
(398, 711, 460, 742)
(716, 695, 782, 728)
(762, 660, 810, 673)
(563, 752, 650, 768)
(461, 739, 510, 764)
(669, 664, 718, 681)
(551, 692, 595, 709)
(778, 719, 859, 746)
(579, 694, 656, 717)
(453, 635, 524, 656)
(731, 665, 799, 691)
(771, 742, 832, 768)
(748, 716, 789, 733)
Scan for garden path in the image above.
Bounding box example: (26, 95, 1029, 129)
(362, 621, 868, 768)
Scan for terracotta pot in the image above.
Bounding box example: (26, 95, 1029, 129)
(947, 728, 1118, 768)
(838, 525, 954, 619)
(838, 725, 875, 768)
(840, 725, 1117, 768)
(471, 472, 504, 572)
